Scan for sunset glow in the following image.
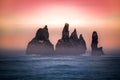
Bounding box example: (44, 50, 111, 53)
(0, 0, 120, 52)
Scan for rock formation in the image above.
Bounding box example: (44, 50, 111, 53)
(62, 23, 69, 42)
(26, 25, 54, 55)
(56, 23, 87, 55)
(26, 23, 104, 56)
(69, 29, 80, 54)
(91, 31, 104, 55)
(70, 29, 79, 44)
(55, 23, 73, 55)
(79, 34, 87, 54)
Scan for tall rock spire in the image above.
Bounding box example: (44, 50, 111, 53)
(62, 23, 69, 41)
(91, 31, 104, 55)
(79, 34, 87, 54)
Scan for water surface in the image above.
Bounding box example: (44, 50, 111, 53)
(0, 55, 120, 80)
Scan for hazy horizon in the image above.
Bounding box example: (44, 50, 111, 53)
(0, 0, 120, 53)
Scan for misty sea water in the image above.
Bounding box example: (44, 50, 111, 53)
(0, 55, 120, 80)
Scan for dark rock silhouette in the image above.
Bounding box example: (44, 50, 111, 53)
(26, 25, 54, 55)
(70, 29, 79, 47)
(56, 23, 86, 55)
(56, 23, 73, 55)
(91, 31, 104, 56)
(62, 23, 69, 42)
(69, 29, 80, 54)
(26, 23, 104, 56)
(79, 34, 87, 54)
(70, 29, 78, 41)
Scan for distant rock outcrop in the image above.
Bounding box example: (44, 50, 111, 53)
(62, 23, 69, 42)
(26, 25, 54, 55)
(91, 31, 104, 55)
(56, 23, 86, 55)
(79, 34, 87, 54)
(55, 23, 72, 55)
(70, 29, 79, 43)
(26, 23, 104, 56)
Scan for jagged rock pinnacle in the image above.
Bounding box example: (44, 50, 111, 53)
(62, 23, 69, 41)
(70, 29, 78, 41)
(79, 34, 87, 54)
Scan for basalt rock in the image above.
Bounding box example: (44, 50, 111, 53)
(91, 31, 104, 56)
(56, 23, 72, 55)
(69, 29, 87, 54)
(62, 23, 70, 42)
(79, 34, 87, 54)
(26, 23, 104, 56)
(70, 29, 79, 42)
(56, 23, 86, 55)
(26, 25, 54, 55)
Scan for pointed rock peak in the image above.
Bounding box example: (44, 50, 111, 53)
(63, 23, 69, 32)
(71, 28, 77, 34)
(70, 28, 78, 40)
(45, 25, 47, 28)
(92, 31, 98, 37)
(34, 25, 49, 41)
(79, 34, 87, 53)
(72, 28, 77, 35)
(62, 23, 69, 41)
(74, 28, 76, 32)
(43, 25, 48, 30)
(79, 34, 83, 40)
(79, 34, 86, 42)
(65, 23, 69, 27)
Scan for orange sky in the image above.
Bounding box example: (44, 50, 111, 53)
(0, 0, 120, 52)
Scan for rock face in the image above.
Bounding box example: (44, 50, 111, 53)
(56, 23, 72, 55)
(70, 29, 79, 43)
(56, 23, 86, 55)
(26, 25, 54, 55)
(79, 34, 87, 54)
(26, 23, 104, 56)
(91, 31, 104, 55)
(62, 23, 69, 42)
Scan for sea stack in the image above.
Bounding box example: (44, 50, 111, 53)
(91, 31, 104, 56)
(26, 25, 54, 55)
(69, 29, 80, 54)
(56, 23, 86, 55)
(70, 29, 79, 46)
(56, 23, 72, 55)
(79, 34, 87, 54)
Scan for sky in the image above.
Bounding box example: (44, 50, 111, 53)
(0, 0, 120, 53)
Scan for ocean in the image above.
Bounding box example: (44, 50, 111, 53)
(0, 55, 120, 80)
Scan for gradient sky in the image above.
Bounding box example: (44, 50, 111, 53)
(0, 0, 120, 52)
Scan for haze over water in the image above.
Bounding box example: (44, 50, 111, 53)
(0, 0, 120, 55)
(0, 0, 120, 79)
(0, 56, 120, 80)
